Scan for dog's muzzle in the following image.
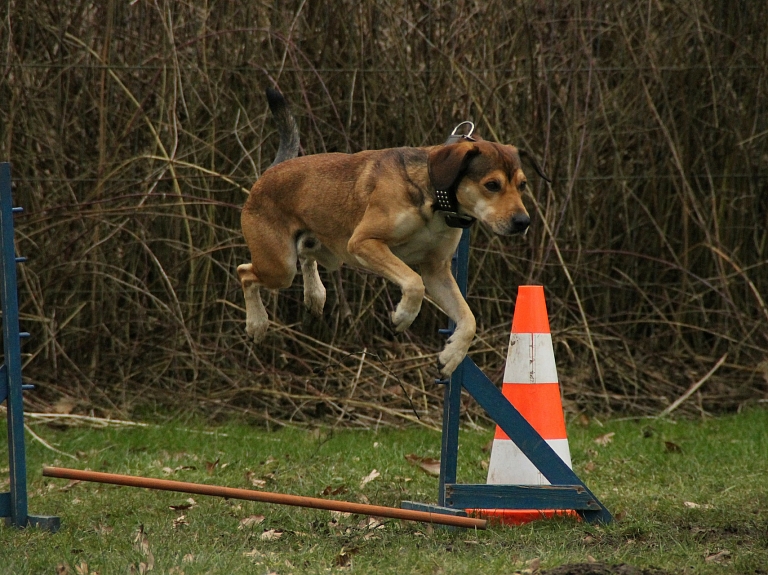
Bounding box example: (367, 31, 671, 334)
(509, 213, 531, 235)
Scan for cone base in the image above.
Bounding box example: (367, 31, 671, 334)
(467, 508, 579, 526)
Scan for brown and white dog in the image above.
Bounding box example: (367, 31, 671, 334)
(238, 89, 548, 377)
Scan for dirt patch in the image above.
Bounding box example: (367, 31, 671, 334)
(541, 563, 671, 575)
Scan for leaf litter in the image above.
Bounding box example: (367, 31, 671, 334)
(404, 453, 441, 476)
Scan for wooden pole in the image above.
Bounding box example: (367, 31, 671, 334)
(42, 466, 487, 530)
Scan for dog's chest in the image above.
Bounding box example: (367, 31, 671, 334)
(390, 219, 462, 265)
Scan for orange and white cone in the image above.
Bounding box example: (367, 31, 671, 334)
(480, 285, 574, 525)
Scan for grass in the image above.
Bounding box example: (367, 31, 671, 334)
(2, 408, 768, 574)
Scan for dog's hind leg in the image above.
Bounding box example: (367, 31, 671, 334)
(296, 233, 328, 316)
(237, 263, 269, 342)
(300, 258, 326, 316)
(239, 204, 300, 342)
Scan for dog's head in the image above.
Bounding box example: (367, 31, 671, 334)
(428, 140, 548, 236)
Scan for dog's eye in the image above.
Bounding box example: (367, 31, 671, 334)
(484, 181, 501, 192)
(519, 181, 527, 191)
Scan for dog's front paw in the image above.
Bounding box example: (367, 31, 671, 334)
(245, 318, 268, 343)
(437, 337, 472, 378)
(391, 299, 421, 332)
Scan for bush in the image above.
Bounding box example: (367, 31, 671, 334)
(1, 0, 766, 422)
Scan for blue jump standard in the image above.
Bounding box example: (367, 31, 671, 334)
(402, 228, 612, 524)
(0, 162, 60, 531)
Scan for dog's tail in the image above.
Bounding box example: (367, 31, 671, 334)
(266, 87, 300, 168)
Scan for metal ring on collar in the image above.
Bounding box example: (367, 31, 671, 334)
(450, 121, 475, 141)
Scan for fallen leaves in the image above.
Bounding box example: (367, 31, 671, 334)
(161, 465, 197, 475)
(260, 528, 284, 541)
(404, 453, 441, 476)
(524, 557, 541, 574)
(94, 523, 113, 536)
(335, 546, 358, 568)
(245, 470, 268, 488)
(245, 468, 275, 488)
(326, 513, 386, 541)
(132, 525, 154, 572)
(59, 479, 82, 492)
(705, 549, 731, 563)
(238, 515, 266, 529)
(358, 517, 385, 540)
(359, 469, 380, 488)
(169, 498, 196, 511)
(321, 484, 348, 497)
(73, 563, 92, 575)
(664, 441, 683, 453)
(684, 501, 714, 510)
(593, 432, 615, 446)
(205, 458, 220, 475)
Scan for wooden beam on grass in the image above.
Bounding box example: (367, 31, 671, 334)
(42, 466, 487, 530)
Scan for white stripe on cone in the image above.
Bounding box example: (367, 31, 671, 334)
(487, 438, 572, 485)
(503, 333, 559, 384)
(486, 332, 572, 486)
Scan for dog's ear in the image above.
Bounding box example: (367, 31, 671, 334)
(518, 149, 551, 183)
(428, 142, 479, 190)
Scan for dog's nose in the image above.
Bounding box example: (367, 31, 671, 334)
(510, 213, 530, 234)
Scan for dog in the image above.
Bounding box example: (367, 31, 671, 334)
(238, 89, 549, 377)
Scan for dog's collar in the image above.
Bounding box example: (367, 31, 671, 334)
(433, 187, 476, 228)
(433, 122, 477, 229)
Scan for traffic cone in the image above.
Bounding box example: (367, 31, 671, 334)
(475, 285, 574, 525)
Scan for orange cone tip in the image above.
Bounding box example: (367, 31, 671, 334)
(511, 285, 550, 334)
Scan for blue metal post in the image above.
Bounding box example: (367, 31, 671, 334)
(437, 229, 470, 506)
(0, 162, 59, 531)
(0, 162, 28, 527)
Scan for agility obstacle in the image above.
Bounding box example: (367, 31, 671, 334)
(0, 163, 60, 531)
(401, 228, 612, 525)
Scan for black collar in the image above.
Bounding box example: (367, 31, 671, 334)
(433, 186, 476, 228)
(431, 122, 478, 229)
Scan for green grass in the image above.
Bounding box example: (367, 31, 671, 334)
(2, 408, 768, 574)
